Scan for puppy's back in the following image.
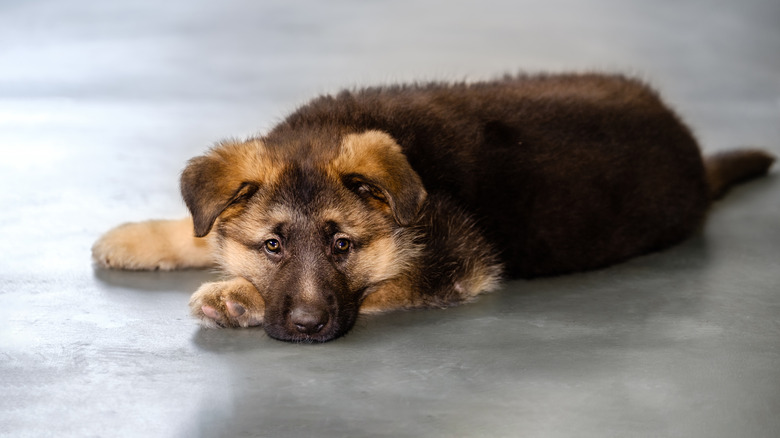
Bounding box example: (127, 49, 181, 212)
(272, 75, 720, 277)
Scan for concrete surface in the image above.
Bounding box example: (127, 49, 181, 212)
(1, 0, 779, 437)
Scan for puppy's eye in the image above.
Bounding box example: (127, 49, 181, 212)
(264, 239, 281, 254)
(333, 238, 351, 254)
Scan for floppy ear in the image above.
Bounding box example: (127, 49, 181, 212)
(330, 130, 427, 226)
(180, 140, 277, 237)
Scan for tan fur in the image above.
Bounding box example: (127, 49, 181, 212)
(456, 262, 504, 301)
(216, 238, 263, 279)
(329, 131, 403, 180)
(354, 231, 423, 286)
(328, 131, 427, 224)
(92, 217, 215, 270)
(181, 139, 288, 237)
(213, 205, 296, 282)
(359, 277, 421, 314)
(361, 236, 502, 313)
(189, 277, 264, 328)
(212, 139, 283, 189)
(222, 204, 297, 246)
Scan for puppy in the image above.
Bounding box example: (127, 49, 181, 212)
(92, 73, 775, 343)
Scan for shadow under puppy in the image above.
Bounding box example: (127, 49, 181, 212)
(92, 73, 775, 343)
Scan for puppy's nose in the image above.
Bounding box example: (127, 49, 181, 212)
(290, 306, 329, 334)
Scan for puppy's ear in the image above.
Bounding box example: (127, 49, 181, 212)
(180, 140, 277, 237)
(330, 130, 427, 226)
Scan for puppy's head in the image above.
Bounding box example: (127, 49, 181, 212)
(181, 130, 426, 342)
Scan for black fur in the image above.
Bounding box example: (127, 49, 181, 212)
(267, 73, 717, 277)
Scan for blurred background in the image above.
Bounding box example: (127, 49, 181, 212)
(1, 1, 778, 437)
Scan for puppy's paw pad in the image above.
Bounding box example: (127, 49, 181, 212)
(226, 301, 246, 317)
(202, 305, 221, 320)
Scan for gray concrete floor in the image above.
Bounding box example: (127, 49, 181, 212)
(1, 0, 779, 437)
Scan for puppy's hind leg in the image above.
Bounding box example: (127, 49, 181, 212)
(361, 195, 504, 314)
(92, 217, 216, 270)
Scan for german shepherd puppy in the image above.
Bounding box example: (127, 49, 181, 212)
(92, 73, 775, 343)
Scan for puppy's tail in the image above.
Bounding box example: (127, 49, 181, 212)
(704, 148, 776, 200)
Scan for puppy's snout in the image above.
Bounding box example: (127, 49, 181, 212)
(290, 305, 329, 335)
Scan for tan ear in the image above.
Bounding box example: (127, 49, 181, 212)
(180, 140, 279, 237)
(330, 130, 427, 226)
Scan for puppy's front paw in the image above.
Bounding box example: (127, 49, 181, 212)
(92, 218, 213, 270)
(92, 222, 169, 270)
(189, 277, 265, 328)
